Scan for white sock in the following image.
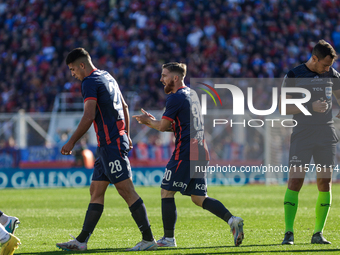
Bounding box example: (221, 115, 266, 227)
(0, 213, 8, 226)
(228, 216, 235, 226)
(0, 224, 10, 244)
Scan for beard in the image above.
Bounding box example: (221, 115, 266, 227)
(164, 80, 175, 94)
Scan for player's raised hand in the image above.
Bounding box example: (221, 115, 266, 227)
(132, 114, 151, 125)
(141, 108, 156, 120)
(132, 108, 154, 125)
(312, 100, 328, 113)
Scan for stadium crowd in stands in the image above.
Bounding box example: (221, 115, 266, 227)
(1, 0, 340, 114)
(1, 0, 340, 162)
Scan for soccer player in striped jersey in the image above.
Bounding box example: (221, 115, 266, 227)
(56, 48, 157, 251)
(280, 40, 340, 245)
(133, 62, 244, 247)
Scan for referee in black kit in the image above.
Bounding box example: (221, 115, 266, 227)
(280, 40, 340, 245)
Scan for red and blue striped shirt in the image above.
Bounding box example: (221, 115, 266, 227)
(162, 86, 209, 161)
(82, 69, 128, 149)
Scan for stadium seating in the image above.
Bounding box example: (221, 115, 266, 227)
(1, 0, 340, 114)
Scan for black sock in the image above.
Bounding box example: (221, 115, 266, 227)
(0, 211, 3, 217)
(76, 203, 103, 243)
(162, 198, 177, 238)
(202, 197, 233, 223)
(129, 198, 153, 241)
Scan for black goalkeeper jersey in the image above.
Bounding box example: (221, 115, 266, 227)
(282, 64, 340, 125)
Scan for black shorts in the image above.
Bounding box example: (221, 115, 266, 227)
(288, 125, 338, 176)
(161, 160, 208, 196)
(92, 143, 132, 184)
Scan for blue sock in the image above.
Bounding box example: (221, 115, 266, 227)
(202, 197, 233, 222)
(162, 198, 177, 238)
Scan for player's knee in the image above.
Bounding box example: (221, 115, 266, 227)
(191, 197, 201, 206)
(89, 183, 97, 197)
(116, 186, 128, 198)
(191, 195, 204, 207)
(287, 178, 304, 191)
(161, 189, 175, 199)
(116, 185, 135, 199)
(317, 178, 331, 191)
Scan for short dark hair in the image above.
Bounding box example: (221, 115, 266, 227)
(312, 40, 338, 60)
(66, 48, 90, 65)
(162, 62, 187, 78)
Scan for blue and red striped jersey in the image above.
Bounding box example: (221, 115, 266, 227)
(82, 69, 128, 149)
(162, 86, 210, 161)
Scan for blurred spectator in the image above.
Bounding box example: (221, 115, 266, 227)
(73, 137, 94, 169)
(1, 0, 339, 114)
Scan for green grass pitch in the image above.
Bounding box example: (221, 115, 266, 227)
(2, 184, 340, 254)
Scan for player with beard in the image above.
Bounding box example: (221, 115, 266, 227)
(133, 62, 244, 247)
